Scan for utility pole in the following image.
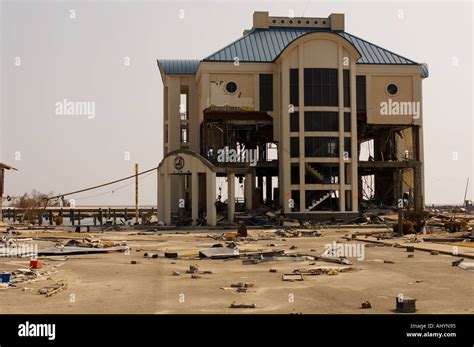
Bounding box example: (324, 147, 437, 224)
(463, 178, 469, 206)
(135, 163, 139, 224)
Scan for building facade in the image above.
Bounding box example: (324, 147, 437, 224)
(157, 12, 427, 226)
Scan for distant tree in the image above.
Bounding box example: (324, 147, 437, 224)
(12, 190, 69, 223)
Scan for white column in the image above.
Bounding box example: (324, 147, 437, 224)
(158, 171, 164, 222)
(206, 171, 216, 226)
(350, 59, 358, 212)
(338, 45, 346, 212)
(191, 172, 198, 225)
(164, 171, 171, 225)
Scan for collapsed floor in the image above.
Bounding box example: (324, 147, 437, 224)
(0, 219, 473, 314)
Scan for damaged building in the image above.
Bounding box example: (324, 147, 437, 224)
(156, 11, 428, 226)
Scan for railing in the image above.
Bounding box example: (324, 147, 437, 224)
(1, 207, 156, 226)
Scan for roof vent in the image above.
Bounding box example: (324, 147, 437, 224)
(251, 11, 344, 31)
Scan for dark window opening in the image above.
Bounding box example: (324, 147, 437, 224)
(304, 68, 338, 106)
(290, 137, 299, 157)
(290, 69, 299, 107)
(344, 137, 351, 158)
(343, 70, 350, 107)
(344, 112, 351, 132)
(259, 74, 273, 111)
(290, 112, 299, 132)
(304, 137, 338, 157)
(291, 164, 300, 185)
(356, 75, 366, 111)
(304, 111, 339, 132)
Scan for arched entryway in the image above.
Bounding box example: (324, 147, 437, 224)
(157, 150, 217, 226)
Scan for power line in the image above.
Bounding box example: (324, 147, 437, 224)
(75, 171, 155, 201)
(47, 166, 158, 201)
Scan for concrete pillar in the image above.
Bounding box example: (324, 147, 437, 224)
(164, 172, 171, 225)
(350, 58, 359, 212)
(280, 59, 291, 213)
(158, 171, 164, 222)
(167, 77, 181, 151)
(192, 172, 199, 225)
(337, 45, 346, 212)
(412, 125, 423, 212)
(266, 175, 272, 203)
(206, 171, 216, 226)
(167, 77, 182, 211)
(227, 172, 235, 223)
(245, 173, 253, 210)
(298, 44, 306, 212)
(187, 79, 199, 152)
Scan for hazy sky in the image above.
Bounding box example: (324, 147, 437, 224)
(1, 0, 472, 206)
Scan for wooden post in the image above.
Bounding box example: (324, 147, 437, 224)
(71, 209, 75, 226)
(397, 209, 404, 237)
(135, 163, 139, 224)
(113, 209, 117, 225)
(49, 210, 53, 226)
(78, 210, 81, 227)
(124, 207, 128, 221)
(98, 208, 103, 227)
(93, 215, 97, 226)
(59, 208, 63, 225)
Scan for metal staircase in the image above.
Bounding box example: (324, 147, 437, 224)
(307, 192, 332, 211)
(305, 163, 325, 182)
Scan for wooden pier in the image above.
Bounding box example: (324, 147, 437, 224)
(1, 206, 156, 227)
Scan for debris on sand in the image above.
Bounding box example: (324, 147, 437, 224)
(229, 302, 256, 309)
(39, 282, 67, 297)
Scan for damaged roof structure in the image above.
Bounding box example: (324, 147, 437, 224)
(156, 11, 428, 226)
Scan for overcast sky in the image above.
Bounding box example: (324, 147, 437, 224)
(1, 0, 472, 206)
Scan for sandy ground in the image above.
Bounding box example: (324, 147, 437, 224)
(0, 228, 473, 314)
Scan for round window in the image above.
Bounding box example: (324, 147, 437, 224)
(387, 83, 398, 96)
(225, 81, 238, 94)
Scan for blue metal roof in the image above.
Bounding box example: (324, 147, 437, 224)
(157, 28, 428, 78)
(202, 28, 428, 77)
(157, 59, 200, 75)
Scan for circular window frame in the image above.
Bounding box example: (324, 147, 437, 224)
(224, 81, 238, 95)
(386, 83, 399, 96)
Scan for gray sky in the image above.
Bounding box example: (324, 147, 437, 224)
(1, 0, 472, 206)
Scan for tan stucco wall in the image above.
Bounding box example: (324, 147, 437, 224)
(356, 65, 423, 126)
(209, 73, 255, 108)
(276, 32, 361, 213)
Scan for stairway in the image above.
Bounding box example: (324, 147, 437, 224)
(305, 163, 325, 182)
(307, 192, 332, 211)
